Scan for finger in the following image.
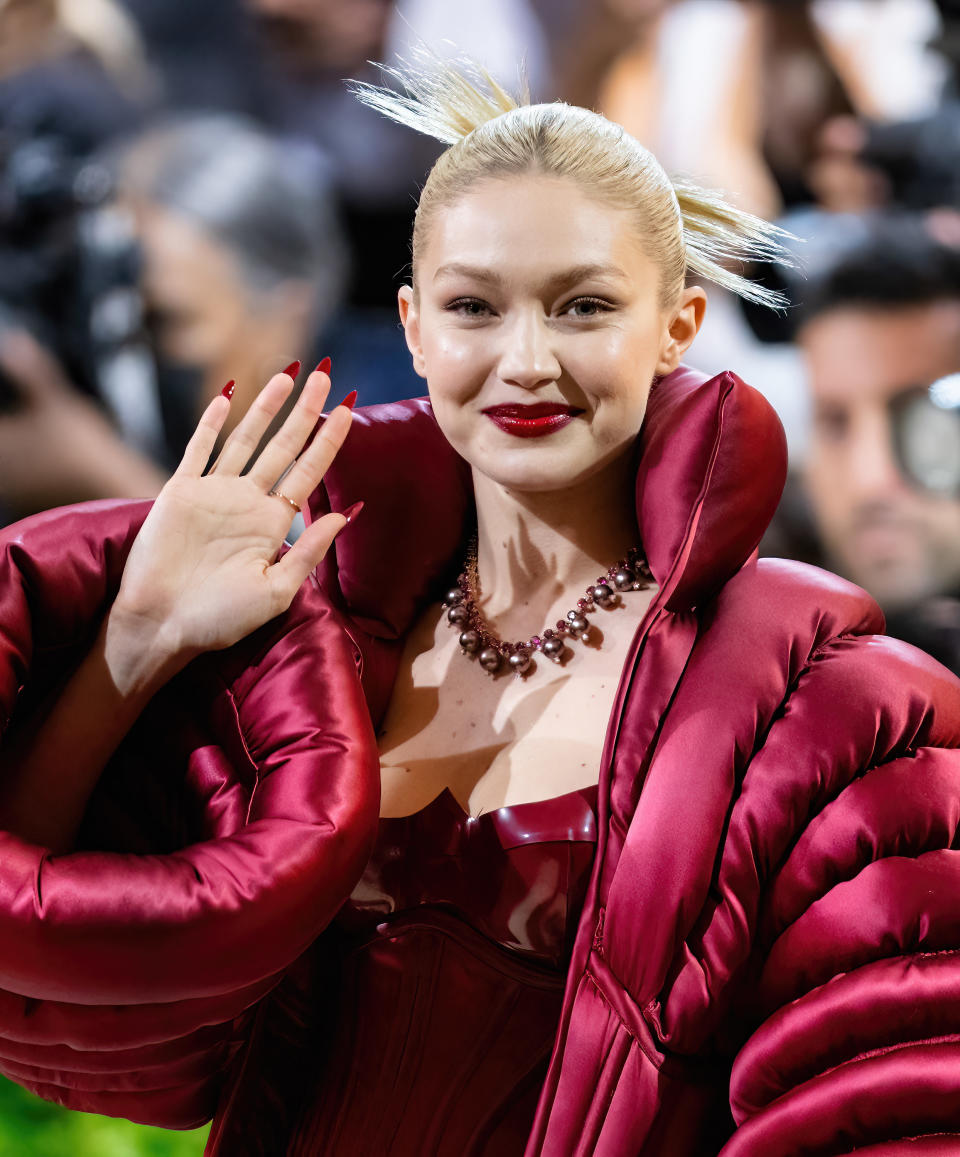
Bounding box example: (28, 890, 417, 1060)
(208, 370, 298, 476)
(245, 364, 333, 490)
(265, 511, 348, 602)
(261, 401, 353, 506)
(177, 394, 232, 477)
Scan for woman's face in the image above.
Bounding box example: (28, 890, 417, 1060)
(398, 173, 705, 495)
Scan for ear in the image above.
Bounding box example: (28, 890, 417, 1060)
(655, 286, 707, 377)
(398, 285, 427, 379)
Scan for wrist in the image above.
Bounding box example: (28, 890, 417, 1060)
(102, 603, 198, 699)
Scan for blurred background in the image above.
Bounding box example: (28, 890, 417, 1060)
(0, 0, 957, 1150)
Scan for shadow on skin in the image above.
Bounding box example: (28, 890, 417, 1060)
(378, 613, 579, 817)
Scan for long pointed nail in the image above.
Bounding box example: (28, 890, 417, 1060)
(314, 356, 332, 375)
(341, 500, 364, 524)
(220, 379, 236, 399)
(340, 389, 358, 411)
(282, 360, 301, 379)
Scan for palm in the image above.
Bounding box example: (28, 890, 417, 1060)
(114, 366, 354, 656)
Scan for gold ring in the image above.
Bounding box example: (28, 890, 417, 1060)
(268, 489, 301, 514)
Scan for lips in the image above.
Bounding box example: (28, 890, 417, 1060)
(481, 402, 585, 439)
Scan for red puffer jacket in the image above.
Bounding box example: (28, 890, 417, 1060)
(1, 365, 959, 1156)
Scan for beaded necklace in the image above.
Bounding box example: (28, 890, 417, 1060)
(442, 534, 654, 677)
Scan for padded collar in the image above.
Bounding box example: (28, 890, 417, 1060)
(305, 364, 787, 636)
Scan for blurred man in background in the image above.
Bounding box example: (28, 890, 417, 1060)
(797, 221, 960, 673)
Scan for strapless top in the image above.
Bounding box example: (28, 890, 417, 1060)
(286, 782, 599, 1156)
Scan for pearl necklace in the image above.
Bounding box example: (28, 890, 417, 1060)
(442, 535, 654, 677)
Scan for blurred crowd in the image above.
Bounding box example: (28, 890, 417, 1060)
(1, 0, 959, 674)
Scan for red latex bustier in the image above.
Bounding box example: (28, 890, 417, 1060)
(287, 783, 599, 1155)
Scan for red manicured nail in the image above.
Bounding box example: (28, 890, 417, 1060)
(282, 360, 301, 379)
(340, 389, 358, 411)
(341, 500, 364, 524)
(314, 356, 332, 375)
(220, 379, 235, 399)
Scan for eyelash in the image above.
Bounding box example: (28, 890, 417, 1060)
(445, 296, 614, 319)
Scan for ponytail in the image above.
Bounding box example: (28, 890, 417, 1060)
(351, 51, 796, 310)
(672, 180, 795, 309)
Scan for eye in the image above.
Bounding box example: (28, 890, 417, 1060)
(445, 297, 494, 319)
(562, 297, 613, 318)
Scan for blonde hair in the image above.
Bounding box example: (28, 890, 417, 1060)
(350, 53, 795, 310)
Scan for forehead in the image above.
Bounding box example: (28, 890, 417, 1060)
(421, 174, 657, 282)
(801, 302, 960, 404)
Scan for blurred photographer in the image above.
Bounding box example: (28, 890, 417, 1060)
(795, 221, 960, 673)
(0, 0, 168, 522)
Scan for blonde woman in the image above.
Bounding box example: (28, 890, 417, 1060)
(0, 56, 958, 1157)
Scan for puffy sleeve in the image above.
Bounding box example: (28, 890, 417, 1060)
(721, 633, 960, 1155)
(0, 499, 379, 1129)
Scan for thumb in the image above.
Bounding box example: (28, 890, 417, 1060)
(267, 511, 349, 601)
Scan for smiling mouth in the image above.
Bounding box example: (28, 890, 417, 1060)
(481, 402, 585, 438)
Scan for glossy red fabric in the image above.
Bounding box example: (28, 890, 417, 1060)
(284, 784, 598, 1153)
(337, 783, 598, 964)
(0, 500, 380, 1125)
(0, 364, 958, 1155)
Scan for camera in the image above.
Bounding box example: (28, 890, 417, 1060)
(0, 126, 167, 459)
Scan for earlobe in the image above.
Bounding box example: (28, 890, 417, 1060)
(397, 286, 427, 379)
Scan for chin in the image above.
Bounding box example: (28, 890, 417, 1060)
(849, 563, 931, 611)
(470, 444, 625, 497)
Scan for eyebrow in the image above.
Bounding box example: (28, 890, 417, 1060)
(432, 262, 631, 289)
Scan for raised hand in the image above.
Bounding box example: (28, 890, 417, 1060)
(112, 360, 357, 665)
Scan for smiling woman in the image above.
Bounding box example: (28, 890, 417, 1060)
(0, 49, 959, 1157)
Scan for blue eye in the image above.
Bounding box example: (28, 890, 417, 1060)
(446, 298, 491, 318)
(565, 297, 611, 317)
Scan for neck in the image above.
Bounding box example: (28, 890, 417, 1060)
(471, 453, 640, 637)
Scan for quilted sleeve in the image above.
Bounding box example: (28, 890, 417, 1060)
(0, 499, 379, 1128)
(720, 633, 960, 1156)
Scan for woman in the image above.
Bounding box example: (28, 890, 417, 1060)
(0, 58, 958, 1157)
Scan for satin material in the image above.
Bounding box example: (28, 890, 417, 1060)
(1, 366, 959, 1156)
(287, 784, 598, 1154)
(0, 499, 381, 1127)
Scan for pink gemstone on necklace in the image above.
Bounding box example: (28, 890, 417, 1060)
(532, 636, 542, 647)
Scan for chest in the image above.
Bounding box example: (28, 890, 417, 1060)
(376, 592, 656, 818)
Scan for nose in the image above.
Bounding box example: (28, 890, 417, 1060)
(496, 310, 562, 391)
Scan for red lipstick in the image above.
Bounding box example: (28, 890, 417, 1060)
(481, 402, 584, 439)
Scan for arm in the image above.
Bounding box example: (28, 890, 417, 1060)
(0, 363, 377, 1128)
(0, 605, 193, 854)
(0, 360, 352, 856)
(0, 497, 378, 1127)
(0, 327, 167, 516)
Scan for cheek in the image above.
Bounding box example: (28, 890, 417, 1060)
(422, 326, 490, 401)
(584, 319, 663, 394)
